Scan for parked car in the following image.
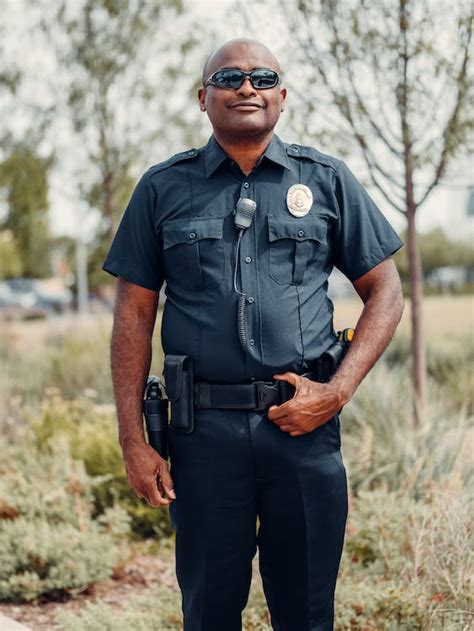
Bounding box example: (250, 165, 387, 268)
(0, 278, 73, 320)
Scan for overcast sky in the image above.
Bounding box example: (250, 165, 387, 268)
(3, 0, 472, 243)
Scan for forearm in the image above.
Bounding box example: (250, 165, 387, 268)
(111, 307, 154, 451)
(331, 281, 404, 404)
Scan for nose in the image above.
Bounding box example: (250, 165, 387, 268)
(237, 76, 257, 97)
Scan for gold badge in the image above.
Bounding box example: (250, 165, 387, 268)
(286, 184, 313, 217)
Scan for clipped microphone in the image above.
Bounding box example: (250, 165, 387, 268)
(234, 197, 257, 235)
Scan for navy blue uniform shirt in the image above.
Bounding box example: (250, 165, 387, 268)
(102, 133, 404, 383)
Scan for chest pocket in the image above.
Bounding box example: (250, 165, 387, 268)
(162, 217, 225, 290)
(268, 215, 329, 285)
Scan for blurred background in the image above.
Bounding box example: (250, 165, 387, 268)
(0, 1, 472, 629)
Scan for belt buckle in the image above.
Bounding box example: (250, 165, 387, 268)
(254, 381, 281, 411)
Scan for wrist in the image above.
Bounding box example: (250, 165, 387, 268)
(119, 432, 147, 456)
(329, 376, 354, 407)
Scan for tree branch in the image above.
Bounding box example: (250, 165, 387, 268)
(416, 13, 473, 208)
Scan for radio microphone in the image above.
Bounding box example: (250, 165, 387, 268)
(234, 197, 257, 235)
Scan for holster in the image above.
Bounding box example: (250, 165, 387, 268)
(163, 355, 194, 434)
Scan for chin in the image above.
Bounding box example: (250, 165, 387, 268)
(223, 121, 275, 141)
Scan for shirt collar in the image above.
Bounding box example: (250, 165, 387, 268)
(204, 133, 291, 178)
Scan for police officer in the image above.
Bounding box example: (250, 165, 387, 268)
(103, 38, 404, 631)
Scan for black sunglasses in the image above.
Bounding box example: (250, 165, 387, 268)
(203, 67, 281, 90)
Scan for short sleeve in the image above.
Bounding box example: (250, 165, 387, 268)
(102, 172, 164, 292)
(332, 161, 404, 282)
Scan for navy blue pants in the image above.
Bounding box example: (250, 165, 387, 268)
(168, 409, 348, 631)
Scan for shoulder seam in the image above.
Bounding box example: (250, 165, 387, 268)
(286, 143, 341, 172)
(146, 148, 199, 177)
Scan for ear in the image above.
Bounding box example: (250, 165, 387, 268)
(280, 87, 287, 112)
(198, 87, 206, 112)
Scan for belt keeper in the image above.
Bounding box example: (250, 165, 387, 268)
(194, 382, 211, 409)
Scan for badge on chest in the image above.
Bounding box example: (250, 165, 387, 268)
(286, 184, 313, 217)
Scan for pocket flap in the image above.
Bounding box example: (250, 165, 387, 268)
(163, 217, 224, 249)
(268, 216, 327, 243)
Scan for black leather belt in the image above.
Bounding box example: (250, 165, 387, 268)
(193, 371, 319, 411)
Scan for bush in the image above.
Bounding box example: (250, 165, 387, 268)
(0, 437, 130, 602)
(55, 573, 273, 630)
(341, 360, 474, 497)
(25, 392, 173, 540)
(56, 584, 182, 631)
(335, 489, 473, 630)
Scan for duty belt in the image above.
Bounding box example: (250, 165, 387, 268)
(193, 370, 319, 412)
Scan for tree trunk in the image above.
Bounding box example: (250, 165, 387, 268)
(103, 170, 114, 241)
(399, 0, 427, 425)
(406, 201, 427, 425)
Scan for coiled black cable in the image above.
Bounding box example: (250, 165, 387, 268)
(233, 234, 248, 351)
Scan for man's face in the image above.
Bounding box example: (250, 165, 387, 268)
(198, 42, 287, 141)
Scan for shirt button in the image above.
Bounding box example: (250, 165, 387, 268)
(245, 256, 252, 263)
(187, 149, 196, 156)
(243, 182, 250, 189)
(247, 296, 255, 304)
(189, 232, 196, 239)
(249, 339, 255, 346)
(297, 229, 305, 237)
(292, 146, 299, 153)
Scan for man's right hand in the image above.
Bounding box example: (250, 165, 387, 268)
(122, 441, 176, 507)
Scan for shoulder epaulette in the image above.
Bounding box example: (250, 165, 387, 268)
(285, 143, 341, 171)
(147, 148, 199, 176)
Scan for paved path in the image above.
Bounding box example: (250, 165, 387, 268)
(0, 614, 32, 631)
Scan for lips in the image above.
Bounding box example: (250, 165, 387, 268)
(229, 102, 263, 109)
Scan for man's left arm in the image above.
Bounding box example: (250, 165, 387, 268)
(268, 256, 404, 436)
(330, 256, 404, 403)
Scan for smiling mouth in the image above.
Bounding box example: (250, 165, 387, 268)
(229, 103, 263, 110)
(230, 106, 262, 113)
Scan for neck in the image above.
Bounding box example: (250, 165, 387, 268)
(213, 129, 274, 176)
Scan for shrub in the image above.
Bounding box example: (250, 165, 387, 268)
(56, 584, 182, 630)
(341, 360, 474, 497)
(335, 488, 473, 629)
(26, 392, 173, 540)
(0, 437, 130, 602)
(55, 574, 273, 630)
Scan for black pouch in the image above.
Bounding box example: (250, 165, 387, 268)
(163, 355, 194, 434)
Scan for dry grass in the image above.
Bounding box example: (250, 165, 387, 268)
(332, 294, 474, 341)
(2, 294, 473, 353)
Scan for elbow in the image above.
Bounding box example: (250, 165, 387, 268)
(394, 277, 405, 322)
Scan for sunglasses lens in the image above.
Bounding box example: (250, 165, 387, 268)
(251, 69, 279, 88)
(212, 69, 245, 88)
(208, 68, 280, 89)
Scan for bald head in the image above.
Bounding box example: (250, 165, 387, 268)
(202, 38, 282, 85)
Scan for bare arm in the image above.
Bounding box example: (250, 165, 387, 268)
(330, 256, 405, 402)
(111, 277, 175, 505)
(112, 277, 158, 449)
(268, 257, 404, 435)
